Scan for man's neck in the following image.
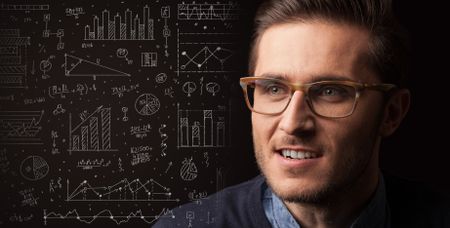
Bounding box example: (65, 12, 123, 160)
(284, 170, 379, 228)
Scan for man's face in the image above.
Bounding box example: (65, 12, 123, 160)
(252, 21, 385, 203)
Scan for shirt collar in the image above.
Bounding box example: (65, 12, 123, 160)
(263, 183, 299, 228)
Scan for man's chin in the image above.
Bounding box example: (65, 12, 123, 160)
(268, 179, 333, 204)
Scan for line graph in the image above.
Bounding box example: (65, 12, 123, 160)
(180, 45, 233, 71)
(178, 32, 236, 73)
(43, 208, 174, 225)
(66, 178, 179, 202)
(177, 2, 239, 20)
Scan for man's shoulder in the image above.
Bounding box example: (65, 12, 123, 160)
(152, 175, 270, 228)
(383, 172, 450, 227)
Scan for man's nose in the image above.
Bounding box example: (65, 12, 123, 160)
(278, 91, 315, 135)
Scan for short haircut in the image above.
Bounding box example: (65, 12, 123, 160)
(249, 0, 411, 87)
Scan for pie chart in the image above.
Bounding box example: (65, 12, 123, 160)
(135, 93, 160, 116)
(182, 82, 196, 97)
(20, 155, 49, 181)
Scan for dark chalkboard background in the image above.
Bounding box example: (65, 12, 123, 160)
(0, 0, 448, 227)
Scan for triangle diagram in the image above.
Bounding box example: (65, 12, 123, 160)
(64, 54, 130, 78)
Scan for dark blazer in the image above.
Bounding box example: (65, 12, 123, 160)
(153, 174, 450, 227)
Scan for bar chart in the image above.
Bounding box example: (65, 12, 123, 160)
(84, 6, 154, 41)
(177, 104, 227, 148)
(69, 106, 116, 152)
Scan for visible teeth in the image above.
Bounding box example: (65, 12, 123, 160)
(281, 150, 317, 160)
(296, 152, 308, 159)
(291, 151, 298, 159)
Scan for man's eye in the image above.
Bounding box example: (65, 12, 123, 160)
(310, 84, 353, 102)
(320, 87, 342, 96)
(255, 80, 289, 96)
(266, 85, 284, 95)
(262, 83, 290, 96)
(314, 85, 348, 96)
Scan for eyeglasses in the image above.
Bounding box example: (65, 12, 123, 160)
(239, 76, 396, 118)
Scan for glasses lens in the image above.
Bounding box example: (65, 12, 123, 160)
(308, 83, 357, 117)
(246, 79, 291, 114)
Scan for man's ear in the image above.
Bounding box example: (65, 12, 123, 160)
(379, 89, 411, 137)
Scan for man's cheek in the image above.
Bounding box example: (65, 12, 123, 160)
(251, 125, 261, 150)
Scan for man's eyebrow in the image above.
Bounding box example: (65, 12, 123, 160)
(257, 73, 287, 80)
(257, 73, 353, 82)
(309, 75, 354, 83)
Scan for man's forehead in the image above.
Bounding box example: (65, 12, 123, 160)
(255, 21, 375, 83)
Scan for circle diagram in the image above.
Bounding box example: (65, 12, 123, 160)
(20, 155, 49, 181)
(206, 82, 220, 96)
(135, 93, 160, 116)
(182, 82, 197, 97)
(40, 59, 52, 72)
(155, 73, 167, 83)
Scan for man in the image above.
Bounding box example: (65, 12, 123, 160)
(154, 0, 450, 227)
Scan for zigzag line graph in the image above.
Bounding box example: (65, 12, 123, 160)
(177, 3, 239, 20)
(43, 208, 174, 225)
(66, 178, 179, 202)
(180, 45, 233, 71)
(177, 31, 238, 74)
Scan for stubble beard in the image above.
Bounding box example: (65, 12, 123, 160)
(253, 121, 381, 205)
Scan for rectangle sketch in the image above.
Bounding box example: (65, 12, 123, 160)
(141, 52, 157, 67)
(0, 29, 30, 88)
(0, 4, 49, 11)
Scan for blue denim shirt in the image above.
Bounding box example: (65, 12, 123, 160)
(263, 175, 390, 228)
